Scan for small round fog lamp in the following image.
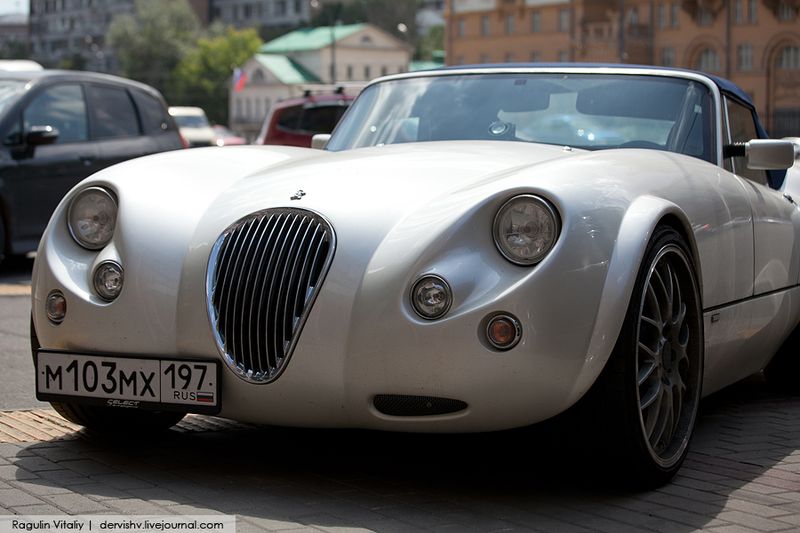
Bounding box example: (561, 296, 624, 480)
(46, 290, 67, 324)
(411, 275, 452, 320)
(486, 314, 521, 350)
(93, 261, 124, 301)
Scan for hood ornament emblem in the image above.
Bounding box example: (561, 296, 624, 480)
(290, 190, 306, 201)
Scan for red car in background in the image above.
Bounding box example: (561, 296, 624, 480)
(255, 92, 354, 147)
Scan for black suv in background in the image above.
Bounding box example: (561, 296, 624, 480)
(0, 70, 184, 264)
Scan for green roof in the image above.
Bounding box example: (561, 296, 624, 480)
(254, 54, 321, 84)
(410, 60, 445, 72)
(260, 24, 367, 53)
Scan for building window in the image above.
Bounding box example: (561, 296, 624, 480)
(505, 52, 514, 62)
(734, 0, 743, 23)
(505, 14, 514, 35)
(364, 65, 371, 79)
(738, 43, 753, 71)
(481, 15, 490, 36)
(479, 53, 489, 63)
(658, 3, 667, 29)
(670, 2, 679, 28)
(531, 11, 541, 32)
(779, 1, 797, 21)
(244, 4, 252, 18)
(748, 0, 757, 22)
(778, 46, 800, 69)
(457, 18, 465, 37)
(662, 47, 675, 66)
(275, 0, 286, 17)
(346, 65, 353, 80)
(559, 50, 569, 62)
(697, 8, 713, 26)
(697, 48, 721, 72)
(531, 50, 541, 62)
(381, 65, 388, 76)
(558, 9, 570, 32)
(629, 8, 639, 26)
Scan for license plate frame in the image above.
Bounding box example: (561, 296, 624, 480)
(35, 351, 221, 415)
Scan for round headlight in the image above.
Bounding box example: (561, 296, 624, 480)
(67, 187, 117, 250)
(493, 194, 559, 266)
(411, 275, 452, 320)
(93, 261, 124, 301)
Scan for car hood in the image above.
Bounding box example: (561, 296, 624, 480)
(215, 141, 580, 215)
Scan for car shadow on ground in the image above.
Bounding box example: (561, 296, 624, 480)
(8, 375, 800, 531)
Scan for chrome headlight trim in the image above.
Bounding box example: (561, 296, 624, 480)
(67, 186, 118, 250)
(492, 194, 561, 266)
(92, 260, 124, 302)
(485, 313, 522, 351)
(410, 274, 453, 320)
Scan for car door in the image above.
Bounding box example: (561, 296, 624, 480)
(725, 96, 800, 295)
(85, 83, 153, 168)
(4, 82, 100, 245)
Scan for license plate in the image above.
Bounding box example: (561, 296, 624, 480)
(36, 351, 220, 414)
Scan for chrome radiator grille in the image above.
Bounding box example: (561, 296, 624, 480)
(207, 208, 335, 383)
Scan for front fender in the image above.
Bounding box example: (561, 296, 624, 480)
(573, 195, 698, 401)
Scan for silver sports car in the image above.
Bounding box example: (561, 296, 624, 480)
(30, 66, 798, 486)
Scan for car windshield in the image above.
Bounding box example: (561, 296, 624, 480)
(327, 73, 715, 162)
(173, 114, 210, 128)
(0, 80, 24, 115)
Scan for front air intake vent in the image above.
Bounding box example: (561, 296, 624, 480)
(207, 208, 335, 383)
(374, 395, 468, 416)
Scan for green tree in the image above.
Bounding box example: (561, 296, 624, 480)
(108, 0, 200, 96)
(172, 27, 262, 125)
(417, 25, 443, 61)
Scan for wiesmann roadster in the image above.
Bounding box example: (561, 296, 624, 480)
(30, 66, 798, 485)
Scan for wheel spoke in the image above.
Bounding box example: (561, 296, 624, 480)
(638, 362, 657, 386)
(650, 386, 672, 448)
(638, 341, 659, 363)
(644, 389, 661, 437)
(671, 383, 683, 441)
(641, 314, 661, 331)
(664, 263, 675, 320)
(640, 381, 661, 410)
(662, 388, 676, 445)
(646, 283, 663, 325)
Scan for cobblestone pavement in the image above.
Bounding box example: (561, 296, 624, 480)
(0, 376, 796, 532)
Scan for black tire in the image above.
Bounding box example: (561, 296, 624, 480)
(0, 214, 6, 268)
(584, 226, 704, 488)
(764, 326, 800, 393)
(50, 401, 185, 434)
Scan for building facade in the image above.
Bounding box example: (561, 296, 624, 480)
(446, 0, 800, 135)
(230, 23, 412, 137)
(0, 13, 29, 56)
(28, 0, 138, 72)
(208, 0, 312, 30)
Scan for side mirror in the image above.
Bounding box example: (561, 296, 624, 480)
(26, 125, 59, 146)
(311, 133, 330, 150)
(725, 140, 795, 170)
